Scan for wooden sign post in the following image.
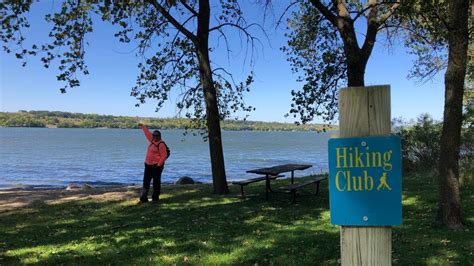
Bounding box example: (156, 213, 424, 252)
(338, 85, 392, 265)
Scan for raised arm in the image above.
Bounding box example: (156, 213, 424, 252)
(139, 124, 153, 142)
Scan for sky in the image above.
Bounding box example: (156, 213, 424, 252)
(0, 1, 446, 124)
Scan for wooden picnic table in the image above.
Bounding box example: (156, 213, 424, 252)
(246, 163, 312, 200)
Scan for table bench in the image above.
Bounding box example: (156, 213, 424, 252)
(232, 175, 284, 197)
(279, 174, 328, 203)
(247, 164, 312, 200)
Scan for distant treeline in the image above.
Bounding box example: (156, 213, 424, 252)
(0, 111, 334, 132)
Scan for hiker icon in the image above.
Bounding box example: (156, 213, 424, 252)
(377, 172, 392, 191)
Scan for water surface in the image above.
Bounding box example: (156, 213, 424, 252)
(0, 128, 331, 188)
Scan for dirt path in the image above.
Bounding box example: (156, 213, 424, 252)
(0, 186, 140, 212)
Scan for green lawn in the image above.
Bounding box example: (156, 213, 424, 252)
(0, 173, 472, 265)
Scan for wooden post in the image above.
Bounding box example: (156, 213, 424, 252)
(339, 85, 392, 265)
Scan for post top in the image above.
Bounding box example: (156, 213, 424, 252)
(340, 84, 390, 90)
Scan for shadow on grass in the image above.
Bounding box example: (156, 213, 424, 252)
(0, 179, 339, 265)
(393, 172, 474, 265)
(1, 173, 471, 265)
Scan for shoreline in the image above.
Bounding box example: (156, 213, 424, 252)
(0, 181, 195, 191)
(0, 184, 142, 213)
(0, 182, 136, 191)
(0, 181, 212, 212)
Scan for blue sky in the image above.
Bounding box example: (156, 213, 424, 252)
(0, 1, 445, 123)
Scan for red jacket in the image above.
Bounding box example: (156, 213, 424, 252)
(140, 126, 167, 166)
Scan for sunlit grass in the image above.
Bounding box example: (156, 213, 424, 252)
(0, 174, 472, 265)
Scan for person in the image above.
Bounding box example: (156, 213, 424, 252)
(376, 172, 392, 191)
(138, 123, 168, 203)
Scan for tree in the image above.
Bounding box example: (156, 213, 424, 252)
(400, 0, 471, 229)
(1, 0, 261, 194)
(282, 0, 400, 123)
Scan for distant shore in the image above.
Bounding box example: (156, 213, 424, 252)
(0, 110, 336, 132)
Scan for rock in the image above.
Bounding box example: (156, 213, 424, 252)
(66, 183, 80, 190)
(12, 185, 34, 190)
(175, 176, 195, 185)
(82, 184, 94, 190)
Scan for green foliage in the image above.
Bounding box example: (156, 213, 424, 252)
(464, 42, 473, 127)
(393, 114, 473, 185)
(282, 2, 345, 124)
(0, 110, 332, 132)
(397, 1, 450, 81)
(460, 87, 473, 185)
(0, 1, 258, 124)
(399, 1, 473, 82)
(283, 1, 401, 124)
(0, 173, 472, 264)
(393, 114, 442, 172)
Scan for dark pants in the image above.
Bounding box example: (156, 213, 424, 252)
(140, 163, 164, 202)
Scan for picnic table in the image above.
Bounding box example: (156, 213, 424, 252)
(246, 164, 312, 200)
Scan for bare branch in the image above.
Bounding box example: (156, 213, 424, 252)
(214, 27, 232, 62)
(212, 67, 237, 86)
(210, 21, 265, 67)
(276, 1, 299, 29)
(210, 22, 261, 47)
(209, 22, 255, 33)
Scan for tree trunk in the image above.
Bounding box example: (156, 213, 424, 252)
(436, 0, 469, 229)
(338, 20, 368, 87)
(346, 58, 366, 87)
(196, 0, 229, 194)
(197, 47, 229, 194)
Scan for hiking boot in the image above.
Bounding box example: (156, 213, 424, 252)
(139, 188, 149, 203)
(138, 198, 149, 204)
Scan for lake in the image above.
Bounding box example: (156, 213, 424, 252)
(0, 128, 332, 189)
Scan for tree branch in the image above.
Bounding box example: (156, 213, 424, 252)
(336, 0, 350, 19)
(137, 20, 168, 55)
(276, 1, 299, 29)
(352, 1, 400, 22)
(361, 0, 378, 59)
(212, 67, 237, 86)
(147, 0, 198, 43)
(429, 1, 450, 30)
(179, 0, 198, 17)
(360, 1, 401, 59)
(377, 1, 400, 26)
(214, 27, 232, 62)
(209, 22, 255, 33)
(352, 5, 373, 22)
(209, 21, 264, 67)
(309, 0, 338, 28)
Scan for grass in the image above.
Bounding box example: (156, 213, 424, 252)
(0, 172, 472, 265)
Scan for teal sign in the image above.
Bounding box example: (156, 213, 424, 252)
(328, 136, 402, 226)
